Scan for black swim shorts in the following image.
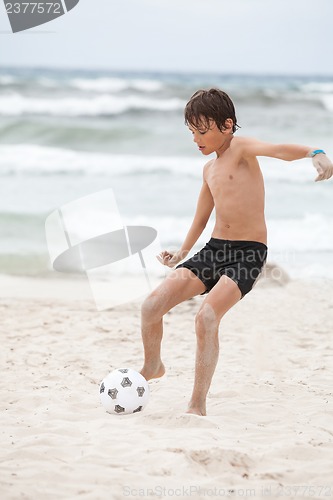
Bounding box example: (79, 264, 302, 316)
(176, 237, 268, 298)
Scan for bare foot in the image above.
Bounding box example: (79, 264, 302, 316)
(186, 404, 206, 416)
(140, 361, 165, 381)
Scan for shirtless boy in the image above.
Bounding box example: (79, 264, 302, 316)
(140, 88, 333, 416)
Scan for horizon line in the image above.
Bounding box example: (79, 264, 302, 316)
(1, 63, 333, 79)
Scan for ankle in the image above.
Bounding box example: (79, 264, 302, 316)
(186, 403, 206, 416)
(140, 361, 165, 381)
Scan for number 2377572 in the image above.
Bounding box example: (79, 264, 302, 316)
(5, 3, 61, 14)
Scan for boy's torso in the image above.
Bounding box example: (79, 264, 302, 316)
(205, 137, 267, 245)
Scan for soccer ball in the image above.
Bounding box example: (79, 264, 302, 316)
(99, 368, 149, 415)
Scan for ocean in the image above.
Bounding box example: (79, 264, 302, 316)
(0, 66, 333, 280)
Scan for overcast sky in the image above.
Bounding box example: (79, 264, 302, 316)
(0, 0, 332, 75)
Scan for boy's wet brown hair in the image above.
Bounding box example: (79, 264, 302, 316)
(184, 88, 239, 134)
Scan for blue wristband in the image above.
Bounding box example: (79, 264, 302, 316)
(310, 149, 326, 157)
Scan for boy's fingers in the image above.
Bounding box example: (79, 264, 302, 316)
(157, 250, 179, 266)
(314, 156, 333, 181)
(326, 167, 333, 179)
(156, 253, 172, 265)
(315, 171, 332, 181)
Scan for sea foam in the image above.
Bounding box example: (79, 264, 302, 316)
(0, 93, 184, 117)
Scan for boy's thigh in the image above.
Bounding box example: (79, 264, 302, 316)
(201, 274, 241, 322)
(149, 267, 206, 314)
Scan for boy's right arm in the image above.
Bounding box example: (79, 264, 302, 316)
(157, 163, 215, 267)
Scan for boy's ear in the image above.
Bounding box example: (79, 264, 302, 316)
(223, 118, 234, 132)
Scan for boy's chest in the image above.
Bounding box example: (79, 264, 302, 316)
(206, 159, 250, 197)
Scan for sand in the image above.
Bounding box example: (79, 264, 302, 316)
(0, 272, 333, 500)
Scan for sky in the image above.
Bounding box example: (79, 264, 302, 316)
(0, 0, 333, 75)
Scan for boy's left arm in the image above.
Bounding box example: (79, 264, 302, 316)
(241, 138, 333, 182)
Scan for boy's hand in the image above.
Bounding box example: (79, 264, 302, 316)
(312, 154, 333, 182)
(156, 250, 184, 268)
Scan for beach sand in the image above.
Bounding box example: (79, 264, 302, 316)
(0, 272, 332, 499)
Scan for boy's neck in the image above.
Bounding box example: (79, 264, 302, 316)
(215, 135, 233, 158)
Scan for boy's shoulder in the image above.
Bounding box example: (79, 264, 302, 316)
(230, 136, 261, 159)
(231, 136, 258, 149)
(203, 158, 215, 176)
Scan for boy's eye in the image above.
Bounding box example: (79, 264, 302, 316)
(190, 130, 206, 135)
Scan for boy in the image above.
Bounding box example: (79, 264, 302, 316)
(140, 88, 333, 416)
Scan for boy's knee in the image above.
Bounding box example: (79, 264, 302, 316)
(195, 303, 218, 336)
(141, 292, 164, 322)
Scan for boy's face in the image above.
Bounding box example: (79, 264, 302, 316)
(188, 118, 233, 156)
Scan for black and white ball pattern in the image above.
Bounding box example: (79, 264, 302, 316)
(99, 368, 149, 415)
